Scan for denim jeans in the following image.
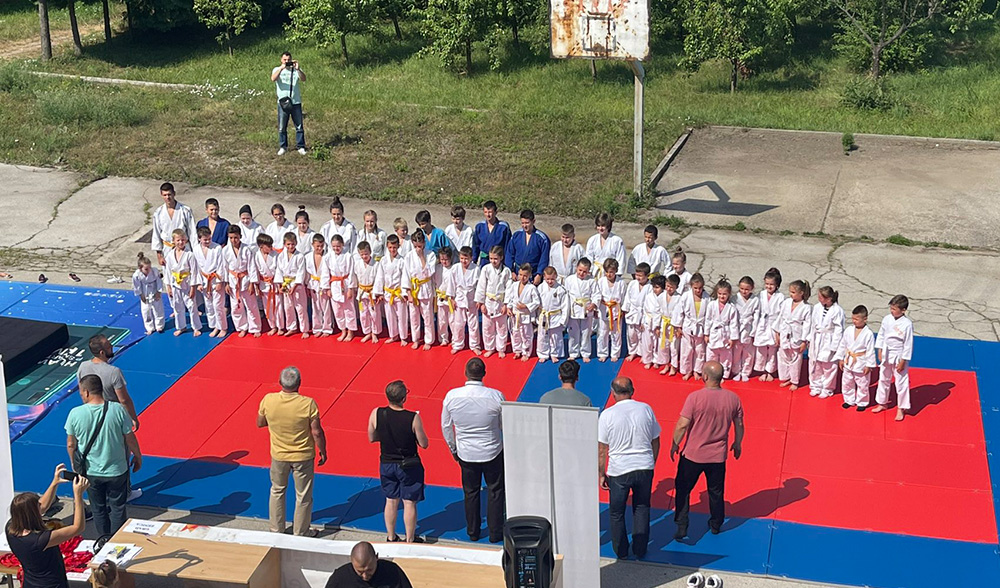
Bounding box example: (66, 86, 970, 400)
(607, 469, 653, 559)
(277, 103, 305, 150)
(88, 471, 129, 537)
(674, 456, 726, 531)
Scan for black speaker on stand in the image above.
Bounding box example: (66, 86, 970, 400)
(502, 515, 554, 588)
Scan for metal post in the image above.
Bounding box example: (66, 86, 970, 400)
(629, 60, 645, 196)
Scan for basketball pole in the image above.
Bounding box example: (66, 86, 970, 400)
(629, 60, 645, 196)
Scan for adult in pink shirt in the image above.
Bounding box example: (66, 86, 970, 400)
(670, 361, 745, 539)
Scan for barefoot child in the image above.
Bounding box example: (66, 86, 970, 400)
(133, 252, 165, 335)
(324, 234, 357, 342)
(595, 258, 625, 362)
(434, 246, 455, 346)
(449, 246, 481, 354)
(164, 230, 201, 336)
(252, 234, 279, 335)
(628, 226, 669, 278)
(623, 263, 652, 361)
(320, 197, 357, 254)
(506, 264, 540, 361)
(564, 258, 597, 362)
(676, 273, 709, 380)
(223, 225, 262, 338)
(275, 232, 309, 337)
(874, 295, 914, 421)
(402, 229, 437, 350)
(360, 210, 387, 262)
(753, 268, 784, 381)
(777, 280, 812, 391)
(808, 286, 845, 398)
(380, 234, 409, 345)
(475, 246, 512, 357)
(667, 249, 693, 295)
(837, 305, 876, 411)
(536, 266, 569, 363)
(585, 213, 626, 280)
(306, 234, 332, 337)
(733, 277, 759, 382)
(550, 224, 584, 283)
(641, 275, 665, 369)
(704, 279, 741, 378)
(193, 225, 228, 338)
(657, 274, 682, 375)
(355, 241, 384, 343)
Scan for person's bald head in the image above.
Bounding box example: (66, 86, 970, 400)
(350, 541, 378, 581)
(610, 377, 634, 399)
(702, 361, 724, 387)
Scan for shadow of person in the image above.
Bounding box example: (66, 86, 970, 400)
(675, 478, 810, 544)
(651, 477, 675, 510)
(134, 451, 250, 497)
(906, 381, 953, 416)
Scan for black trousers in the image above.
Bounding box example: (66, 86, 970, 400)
(458, 451, 505, 540)
(673, 456, 726, 530)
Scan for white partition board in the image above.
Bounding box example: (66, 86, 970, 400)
(0, 359, 12, 551)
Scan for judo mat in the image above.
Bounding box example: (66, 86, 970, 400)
(0, 317, 69, 384)
(8, 281, 1000, 588)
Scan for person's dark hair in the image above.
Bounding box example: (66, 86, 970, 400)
(329, 197, 344, 213)
(465, 357, 486, 381)
(690, 272, 705, 286)
(635, 262, 651, 276)
(88, 334, 108, 356)
(558, 360, 580, 383)
(415, 210, 431, 225)
(451, 205, 466, 219)
(295, 206, 309, 223)
(818, 285, 839, 304)
(6, 492, 45, 536)
(764, 267, 782, 288)
(159, 182, 175, 193)
(739, 275, 755, 288)
(594, 212, 613, 230)
(577, 257, 592, 269)
(489, 245, 504, 258)
(482, 200, 498, 211)
(561, 223, 575, 236)
(789, 279, 812, 301)
(438, 245, 453, 259)
(644, 225, 658, 239)
(610, 378, 634, 396)
(271, 203, 286, 216)
(196, 226, 211, 239)
(603, 258, 619, 273)
(282, 51, 292, 58)
(79, 374, 103, 395)
(518, 263, 532, 274)
(257, 233, 274, 247)
(651, 275, 666, 289)
(386, 234, 400, 245)
(520, 209, 535, 221)
(385, 380, 407, 405)
(712, 279, 732, 299)
(227, 225, 241, 236)
(889, 294, 909, 310)
(852, 305, 868, 316)
(357, 241, 371, 253)
(666, 274, 680, 287)
(205, 198, 219, 208)
(459, 246, 473, 257)
(411, 228, 426, 244)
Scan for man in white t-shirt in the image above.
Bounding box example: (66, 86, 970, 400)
(270, 51, 307, 156)
(598, 377, 660, 560)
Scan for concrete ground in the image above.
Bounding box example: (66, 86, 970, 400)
(655, 126, 1000, 251)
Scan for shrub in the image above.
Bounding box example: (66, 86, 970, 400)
(841, 76, 896, 111)
(36, 89, 153, 128)
(0, 63, 32, 94)
(842, 132, 855, 154)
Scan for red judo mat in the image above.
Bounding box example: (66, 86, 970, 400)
(140, 336, 994, 544)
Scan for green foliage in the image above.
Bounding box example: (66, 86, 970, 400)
(887, 234, 916, 245)
(286, 0, 376, 62)
(127, 0, 200, 31)
(36, 88, 152, 128)
(679, 0, 795, 92)
(841, 75, 897, 110)
(834, 18, 942, 73)
(841, 131, 855, 153)
(193, 0, 263, 55)
(0, 63, 33, 95)
(421, 0, 496, 72)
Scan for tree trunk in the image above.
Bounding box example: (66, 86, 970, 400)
(730, 59, 738, 93)
(465, 39, 472, 73)
(871, 45, 882, 78)
(341, 33, 349, 64)
(590, 59, 597, 80)
(125, 0, 134, 38)
(391, 14, 402, 40)
(228, 41, 234, 57)
(38, 0, 52, 61)
(101, 0, 112, 43)
(68, 0, 83, 56)
(512, 20, 520, 50)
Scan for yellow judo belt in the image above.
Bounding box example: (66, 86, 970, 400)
(171, 270, 190, 287)
(358, 283, 375, 312)
(539, 309, 560, 331)
(282, 276, 295, 290)
(162, 240, 175, 249)
(436, 288, 454, 313)
(410, 276, 431, 306)
(386, 286, 402, 305)
(660, 316, 673, 347)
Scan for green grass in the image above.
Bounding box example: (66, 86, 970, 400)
(0, 0, 108, 44)
(1, 15, 1000, 217)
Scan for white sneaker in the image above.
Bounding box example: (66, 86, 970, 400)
(297, 147, 307, 155)
(127, 488, 143, 503)
(809, 388, 821, 397)
(687, 572, 705, 588)
(818, 392, 834, 399)
(277, 148, 286, 155)
(106, 275, 124, 284)
(705, 574, 723, 588)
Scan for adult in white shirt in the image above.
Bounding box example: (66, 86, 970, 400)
(150, 182, 197, 268)
(441, 358, 506, 543)
(598, 377, 660, 560)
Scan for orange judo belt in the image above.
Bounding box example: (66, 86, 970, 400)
(604, 300, 620, 332)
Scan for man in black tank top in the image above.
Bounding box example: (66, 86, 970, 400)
(368, 380, 429, 543)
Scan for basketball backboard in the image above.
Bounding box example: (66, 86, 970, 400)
(551, 0, 649, 61)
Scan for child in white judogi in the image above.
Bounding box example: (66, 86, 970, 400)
(641, 276, 665, 368)
(264, 204, 294, 254)
(402, 230, 437, 350)
(164, 230, 202, 336)
(223, 226, 262, 338)
(704, 280, 741, 378)
(550, 224, 585, 282)
(320, 197, 358, 254)
(434, 247, 455, 346)
(675, 273, 710, 380)
(355, 241, 384, 343)
(360, 210, 388, 262)
(536, 267, 569, 362)
(445, 206, 474, 262)
(324, 234, 358, 342)
(192, 226, 228, 338)
(475, 246, 512, 357)
(585, 213, 627, 280)
(837, 304, 877, 410)
(133, 252, 165, 335)
(623, 263, 652, 362)
(753, 268, 785, 381)
(627, 226, 670, 277)
(237, 205, 262, 249)
(252, 234, 279, 336)
(808, 286, 845, 398)
(274, 234, 309, 336)
(666, 249, 693, 295)
(305, 234, 332, 337)
(595, 258, 625, 362)
(293, 208, 317, 257)
(448, 247, 481, 354)
(656, 274, 682, 375)
(777, 280, 813, 391)
(506, 264, 540, 360)
(381, 235, 409, 344)
(874, 295, 914, 421)
(393, 218, 414, 257)
(564, 258, 597, 362)
(733, 277, 760, 382)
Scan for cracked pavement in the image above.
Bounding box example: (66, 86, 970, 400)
(2, 162, 998, 342)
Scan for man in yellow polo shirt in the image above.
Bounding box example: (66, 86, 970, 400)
(258, 366, 328, 536)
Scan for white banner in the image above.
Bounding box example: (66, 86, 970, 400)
(1, 358, 13, 551)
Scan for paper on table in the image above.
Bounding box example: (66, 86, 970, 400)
(123, 520, 165, 536)
(67, 569, 93, 581)
(74, 539, 96, 553)
(92, 543, 142, 567)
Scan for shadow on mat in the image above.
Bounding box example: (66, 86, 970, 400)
(600, 559, 702, 588)
(416, 498, 476, 539)
(133, 451, 250, 506)
(313, 485, 385, 529)
(907, 381, 953, 416)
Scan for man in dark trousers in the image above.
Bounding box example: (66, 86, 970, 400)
(671, 360, 745, 538)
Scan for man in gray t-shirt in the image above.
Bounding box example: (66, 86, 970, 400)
(539, 360, 592, 407)
(76, 335, 139, 430)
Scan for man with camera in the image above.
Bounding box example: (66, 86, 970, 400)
(271, 51, 307, 156)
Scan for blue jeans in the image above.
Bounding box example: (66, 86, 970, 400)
(607, 469, 653, 559)
(88, 471, 129, 537)
(277, 103, 305, 150)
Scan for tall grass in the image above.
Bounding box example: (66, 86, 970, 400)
(0, 0, 109, 43)
(36, 87, 152, 127)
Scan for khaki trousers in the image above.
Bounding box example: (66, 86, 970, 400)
(269, 458, 315, 535)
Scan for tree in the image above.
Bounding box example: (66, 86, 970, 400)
(39, 0, 53, 60)
(101, 0, 113, 42)
(193, 0, 263, 56)
(68, 0, 83, 55)
(286, 0, 375, 63)
(497, 0, 541, 49)
(377, 0, 411, 39)
(422, 0, 494, 72)
(680, 0, 794, 92)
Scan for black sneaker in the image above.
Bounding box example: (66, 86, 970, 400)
(842, 403, 852, 409)
(856, 405, 868, 412)
(674, 525, 688, 539)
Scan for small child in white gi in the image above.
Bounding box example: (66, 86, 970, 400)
(324, 234, 357, 342)
(704, 279, 741, 378)
(402, 229, 437, 350)
(275, 232, 309, 337)
(381, 234, 409, 345)
(305, 234, 332, 337)
(595, 258, 625, 362)
(808, 286, 845, 398)
(192, 225, 227, 338)
(132, 252, 165, 335)
(874, 294, 914, 421)
(448, 246, 481, 355)
(623, 263, 652, 362)
(676, 273, 710, 380)
(355, 240, 384, 343)
(223, 225, 261, 338)
(837, 305, 877, 410)
(475, 246, 512, 358)
(732, 276, 759, 382)
(777, 280, 813, 391)
(163, 230, 201, 337)
(657, 274, 682, 375)
(753, 267, 784, 382)
(564, 258, 598, 362)
(434, 247, 455, 346)
(506, 264, 540, 361)
(252, 234, 279, 336)
(536, 267, 569, 362)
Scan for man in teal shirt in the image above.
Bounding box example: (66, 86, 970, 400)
(65, 375, 143, 537)
(271, 51, 307, 155)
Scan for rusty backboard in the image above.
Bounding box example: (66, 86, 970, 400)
(551, 0, 649, 61)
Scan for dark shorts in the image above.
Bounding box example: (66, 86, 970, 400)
(379, 462, 425, 502)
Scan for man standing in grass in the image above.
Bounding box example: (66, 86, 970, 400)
(271, 52, 307, 156)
